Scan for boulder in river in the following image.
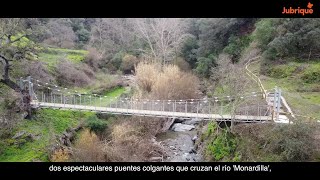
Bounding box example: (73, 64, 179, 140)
(171, 123, 195, 132)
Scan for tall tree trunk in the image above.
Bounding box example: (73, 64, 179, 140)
(0, 54, 32, 119)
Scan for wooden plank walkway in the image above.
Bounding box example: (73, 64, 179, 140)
(31, 101, 274, 123)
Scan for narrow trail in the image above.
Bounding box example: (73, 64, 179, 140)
(245, 56, 295, 119)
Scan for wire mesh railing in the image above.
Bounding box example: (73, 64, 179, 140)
(22, 76, 276, 122)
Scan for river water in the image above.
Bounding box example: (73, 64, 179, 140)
(156, 129, 202, 162)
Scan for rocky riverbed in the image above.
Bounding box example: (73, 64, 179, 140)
(156, 118, 203, 162)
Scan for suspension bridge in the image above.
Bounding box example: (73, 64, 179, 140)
(19, 76, 290, 123)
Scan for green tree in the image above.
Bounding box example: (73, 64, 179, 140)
(255, 18, 320, 61)
(181, 35, 198, 68)
(195, 54, 216, 78)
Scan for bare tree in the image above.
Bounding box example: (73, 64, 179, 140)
(45, 18, 77, 48)
(211, 54, 253, 130)
(89, 18, 135, 60)
(133, 18, 188, 64)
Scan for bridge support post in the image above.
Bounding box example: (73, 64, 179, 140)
(197, 101, 199, 118)
(273, 86, 277, 121)
(151, 100, 153, 111)
(277, 87, 281, 122)
(185, 101, 187, 115)
(50, 92, 53, 104)
(162, 100, 164, 112)
(26, 76, 32, 101)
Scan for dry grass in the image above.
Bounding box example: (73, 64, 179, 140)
(103, 117, 166, 162)
(233, 122, 319, 161)
(85, 47, 101, 71)
(135, 62, 160, 92)
(50, 148, 70, 162)
(55, 59, 93, 87)
(72, 129, 104, 162)
(135, 62, 200, 100)
(152, 64, 200, 100)
(71, 117, 167, 162)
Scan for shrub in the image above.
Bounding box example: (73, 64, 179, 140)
(60, 40, 75, 49)
(135, 62, 160, 92)
(173, 57, 191, 72)
(50, 148, 70, 162)
(206, 130, 237, 161)
(78, 63, 95, 79)
(301, 68, 320, 83)
(85, 47, 101, 70)
(72, 129, 104, 162)
(85, 115, 108, 134)
(252, 19, 276, 50)
(0, 141, 6, 155)
(102, 117, 166, 161)
(223, 35, 251, 62)
(152, 65, 200, 100)
(110, 51, 125, 70)
(135, 62, 200, 100)
(11, 60, 53, 83)
(195, 54, 216, 78)
(233, 122, 318, 162)
(267, 64, 297, 78)
(55, 59, 91, 87)
(120, 54, 139, 74)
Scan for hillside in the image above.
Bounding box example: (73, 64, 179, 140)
(249, 60, 320, 120)
(1, 18, 320, 163)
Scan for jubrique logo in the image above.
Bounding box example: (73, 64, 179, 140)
(282, 2, 313, 16)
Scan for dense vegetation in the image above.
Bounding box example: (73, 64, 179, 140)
(1, 18, 320, 162)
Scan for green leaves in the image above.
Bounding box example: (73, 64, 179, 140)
(223, 35, 251, 62)
(195, 55, 216, 78)
(206, 129, 237, 161)
(85, 115, 108, 134)
(256, 18, 320, 61)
